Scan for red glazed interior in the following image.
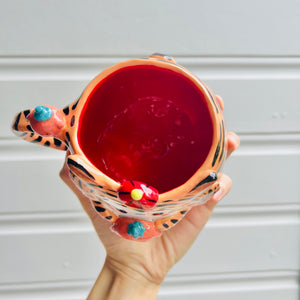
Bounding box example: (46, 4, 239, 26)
(78, 65, 213, 193)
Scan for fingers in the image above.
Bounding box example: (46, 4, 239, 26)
(215, 95, 224, 111)
(59, 156, 99, 217)
(166, 173, 233, 252)
(226, 131, 240, 158)
(59, 158, 84, 200)
(205, 173, 232, 210)
(214, 95, 240, 157)
(59, 150, 90, 202)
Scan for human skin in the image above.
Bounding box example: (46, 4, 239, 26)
(60, 95, 240, 300)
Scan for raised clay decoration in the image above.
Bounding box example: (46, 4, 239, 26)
(12, 54, 226, 241)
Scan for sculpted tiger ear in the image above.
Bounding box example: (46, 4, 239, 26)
(12, 106, 67, 151)
(149, 53, 176, 64)
(26, 105, 66, 137)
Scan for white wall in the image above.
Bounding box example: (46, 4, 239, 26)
(0, 1, 299, 299)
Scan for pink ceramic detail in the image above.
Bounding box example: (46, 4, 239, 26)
(27, 105, 65, 136)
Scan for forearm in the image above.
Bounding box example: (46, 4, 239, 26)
(87, 259, 160, 300)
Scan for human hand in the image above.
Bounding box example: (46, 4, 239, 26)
(60, 95, 240, 299)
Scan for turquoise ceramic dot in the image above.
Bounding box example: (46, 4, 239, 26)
(127, 221, 146, 239)
(34, 106, 53, 121)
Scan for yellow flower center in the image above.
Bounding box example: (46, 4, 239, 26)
(131, 189, 144, 201)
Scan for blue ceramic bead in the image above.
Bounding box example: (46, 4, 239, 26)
(127, 221, 146, 238)
(34, 106, 53, 121)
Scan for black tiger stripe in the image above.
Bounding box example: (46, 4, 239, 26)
(163, 223, 169, 228)
(26, 125, 33, 132)
(44, 141, 50, 146)
(63, 106, 70, 115)
(23, 109, 30, 118)
(54, 138, 62, 147)
(105, 216, 113, 220)
(190, 172, 217, 192)
(218, 120, 225, 163)
(72, 99, 79, 110)
(212, 124, 222, 167)
(65, 132, 70, 143)
(145, 198, 157, 203)
(105, 192, 118, 198)
(171, 219, 178, 224)
(89, 183, 103, 189)
(206, 88, 219, 114)
(118, 191, 130, 195)
(70, 115, 75, 127)
(67, 158, 95, 180)
(95, 206, 106, 213)
(31, 136, 43, 143)
(180, 210, 188, 214)
(13, 113, 22, 131)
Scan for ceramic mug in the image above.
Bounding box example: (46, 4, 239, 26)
(12, 53, 226, 240)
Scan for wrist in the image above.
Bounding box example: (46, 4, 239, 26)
(88, 258, 160, 300)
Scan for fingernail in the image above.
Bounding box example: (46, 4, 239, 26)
(230, 132, 240, 146)
(213, 188, 224, 202)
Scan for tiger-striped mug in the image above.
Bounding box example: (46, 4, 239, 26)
(12, 53, 226, 240)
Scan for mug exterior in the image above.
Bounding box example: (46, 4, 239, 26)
(12, 54, 226, 240)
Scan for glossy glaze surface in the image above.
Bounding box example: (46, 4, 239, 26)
(78, 65, 213, 193)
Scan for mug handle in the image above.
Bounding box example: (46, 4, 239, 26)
(12, 105, 68, 151)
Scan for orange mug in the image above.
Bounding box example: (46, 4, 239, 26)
(12, 53, 226, 240)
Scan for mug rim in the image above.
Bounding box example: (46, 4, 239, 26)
(68, 58, 223, 200)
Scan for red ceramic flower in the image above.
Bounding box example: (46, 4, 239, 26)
(118, 180, 159, 209)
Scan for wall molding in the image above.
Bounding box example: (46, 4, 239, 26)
(0, 56, 300, 81)
(1, 133, 300, 162)
(234, 133, 300, 156)
(0, 270, 297, 299)
(0, 139, 65, 162)
(210, 203, 300, 227)
(0, 211, 91, 235)
(162, 270, 299, 294)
